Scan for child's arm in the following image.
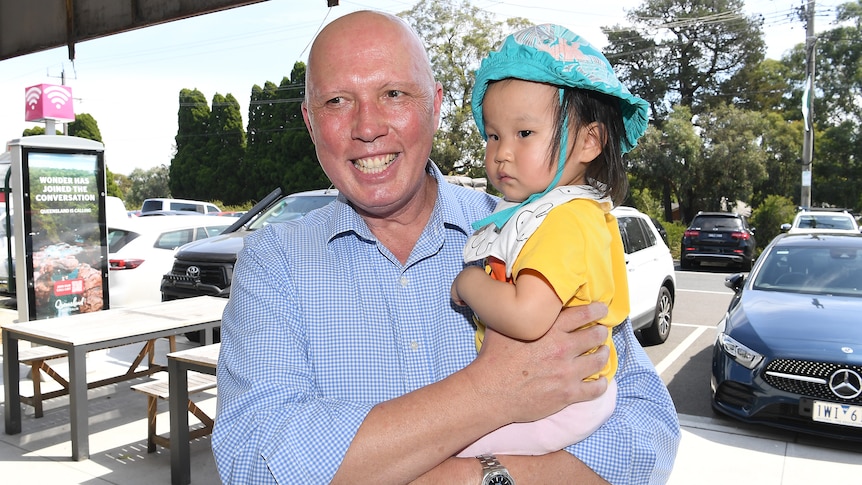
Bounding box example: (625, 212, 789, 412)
(451, 266, 563, 341)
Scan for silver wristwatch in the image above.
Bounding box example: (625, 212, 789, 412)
(477, 454, 515, 485)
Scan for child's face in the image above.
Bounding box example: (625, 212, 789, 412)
(482, 79, 591, 202)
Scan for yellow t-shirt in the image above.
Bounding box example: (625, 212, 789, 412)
(476, 198, 629, 381)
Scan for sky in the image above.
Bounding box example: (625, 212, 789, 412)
(0, 0, 850, 176)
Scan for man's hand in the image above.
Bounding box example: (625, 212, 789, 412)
(466, 303, 610, 425)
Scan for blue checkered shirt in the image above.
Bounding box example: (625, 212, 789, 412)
(212, 164, 680, 484)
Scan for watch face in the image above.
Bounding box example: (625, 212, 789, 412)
(489, 475, 514, 485)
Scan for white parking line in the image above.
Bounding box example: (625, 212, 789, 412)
(654, 326, 711, 375)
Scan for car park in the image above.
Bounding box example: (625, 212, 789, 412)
(108, 215, 232, 308)
(712, 232, 862, 440)
(680, 211, 757, 271)
(612, 206, 676, 345)
(780, 209, 860, 234)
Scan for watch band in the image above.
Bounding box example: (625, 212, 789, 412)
(476, 454, 515, 485)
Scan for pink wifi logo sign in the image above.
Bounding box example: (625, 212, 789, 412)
(24, 83, 75, 123)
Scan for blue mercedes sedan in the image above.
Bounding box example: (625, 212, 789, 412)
(712, 232, 862, 440)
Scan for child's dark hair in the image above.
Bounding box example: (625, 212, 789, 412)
(551, 88, 628, 205)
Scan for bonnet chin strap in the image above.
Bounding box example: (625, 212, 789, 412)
(471, 88, 569, 231)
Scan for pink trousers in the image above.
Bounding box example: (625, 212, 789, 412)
(457, 378, 617, 457)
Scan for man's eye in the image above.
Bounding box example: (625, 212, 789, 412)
(518, 130, 533, 138)
(386, 90, 402, 98)
(327, 97, 343, 105)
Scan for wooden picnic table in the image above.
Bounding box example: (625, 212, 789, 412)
(2, 296, 226, 461)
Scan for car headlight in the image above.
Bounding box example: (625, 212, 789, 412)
(718, 334, 763, 369)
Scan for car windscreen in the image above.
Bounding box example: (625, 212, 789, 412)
(752, 246, 862, 296)
(798, 215, 855, 230)
(248, 195, 337, 230)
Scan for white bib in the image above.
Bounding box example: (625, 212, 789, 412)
(463, 186, 612, 278)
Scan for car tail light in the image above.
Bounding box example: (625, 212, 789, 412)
(684, 229, 700, 237)
(109, 258, 144, 270)
(730, 231, 750, 240)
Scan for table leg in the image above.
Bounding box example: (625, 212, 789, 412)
(68, 347, 89, 460)
(169, 357, 192, 485)
(2, 331, 22, 434)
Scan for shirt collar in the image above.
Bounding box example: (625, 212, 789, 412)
(325, 161, 480, 245)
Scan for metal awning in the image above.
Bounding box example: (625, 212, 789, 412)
(0, 0, 273, 61)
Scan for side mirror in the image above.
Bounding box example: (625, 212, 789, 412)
(725, 273, 745, 293)
(780, 223, 791, 232)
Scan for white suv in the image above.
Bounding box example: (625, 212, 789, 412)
(780, 209, 860, 234)
(612, 206, 676, 345)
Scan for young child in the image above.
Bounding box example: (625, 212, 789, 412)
(451, 23, 649, 456)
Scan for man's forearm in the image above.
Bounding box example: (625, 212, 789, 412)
(331, 366, 502, 484)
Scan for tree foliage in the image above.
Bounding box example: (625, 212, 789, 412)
(68, 113, 102, 141)
(243, 62, 328, 201)
(606, 0, 765, 118)
(105, 0, 862, 222)
(169, 62, 327, 205)
(126, 165, 171, 209)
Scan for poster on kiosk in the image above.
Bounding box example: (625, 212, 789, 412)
(8, 135, 110, 322)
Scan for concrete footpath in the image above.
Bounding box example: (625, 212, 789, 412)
(1, 303, 861, 484)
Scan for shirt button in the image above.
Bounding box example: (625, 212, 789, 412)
(410, 341, 419, 350)
(399, 276, 408, 287)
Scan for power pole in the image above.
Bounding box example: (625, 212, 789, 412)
(800, 0, 816, 209)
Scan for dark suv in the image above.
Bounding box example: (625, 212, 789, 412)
(680, 212, 756, 271)
(161, 188, 339, 302)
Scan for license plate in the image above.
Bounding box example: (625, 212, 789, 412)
(812, 400, 862, 427)
(706, 233, 724, 238)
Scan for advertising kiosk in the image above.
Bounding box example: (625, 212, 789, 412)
(7, 135, 109, 323)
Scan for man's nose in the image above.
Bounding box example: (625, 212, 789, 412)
(352, 100, 387, 142)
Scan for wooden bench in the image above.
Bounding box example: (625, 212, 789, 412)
(131, 371, 217, 453)
(18, 345, 69, 418)
(17, 336, 177, 419)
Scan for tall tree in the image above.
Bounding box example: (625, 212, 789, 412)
(400, 0, 530, 176)
(243, 62, 328, 201)
(693, 103, 769, 215)
(605, 0, 765, 118)
(68, 113, 102, 141)
(205, 93, 246, 204)
(170, 88, 211, 199)
(628, 105, 701, 222)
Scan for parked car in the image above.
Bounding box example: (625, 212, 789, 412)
(161, 188, 338, 341)
(612, 206, 676, 345)
(108, 215, 232, 308)
(160, 188, 339, 303)
(780, 209, 860, 234)
(680, 211, 757, 271)
(712, 232, 862, 440)
(140, 198, 221, 215)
